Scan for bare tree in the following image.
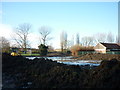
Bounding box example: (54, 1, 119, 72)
(95, 33, 107, 43)
(107, 32, 114, 43)
(68, 35, 74, 47)
(0, 37, 10, 53)
(39, 26, 52, 45)
(76, 33, 80, 45)
(60, 31, 67, 52)
(116, 35, 120, 44)
(67, 40, 73, 50)
(119, 36, 120, 44)
(81, 36, 95, 46)
(13, 23, 31, 53)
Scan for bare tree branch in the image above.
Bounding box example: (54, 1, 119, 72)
(60, 31, 68, 52)
(39, 26, 52, 45)
(0, 37, 10, 53)
(107, 32, 114, 43)
(12, 23, 31, 53)
(76, 33, 80, 45)
(95, 33, 107, 43)
(81, 36, 94, 46)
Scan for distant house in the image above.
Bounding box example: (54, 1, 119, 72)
(94, 43, 120, 53)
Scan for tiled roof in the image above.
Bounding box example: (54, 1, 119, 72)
(101, 43, 120, 49)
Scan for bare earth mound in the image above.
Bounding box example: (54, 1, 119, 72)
(2, 53, 120, 88)
(77, 53, 120, 60)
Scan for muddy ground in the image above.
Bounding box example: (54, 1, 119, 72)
(75, 53, 120, 60)
(2, 53, 120, 88)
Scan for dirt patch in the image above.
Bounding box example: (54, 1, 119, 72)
(85, 59, 120, 88)
(2, 53, 120, 88)
(76, 53, 120, 60)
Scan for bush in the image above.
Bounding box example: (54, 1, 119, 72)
(38, 44, 48, 56)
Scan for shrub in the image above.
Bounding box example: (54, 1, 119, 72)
(38, 44, 48, 56)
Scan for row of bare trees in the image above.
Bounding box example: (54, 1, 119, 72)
(1, 23, 119, 54)
(9, 23, 52, 53)
(95, 32, 115, 43)
(81, 32, 118, 46)
(60, 31, 119, 52)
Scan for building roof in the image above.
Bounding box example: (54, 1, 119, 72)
(100, 43, 120, 49)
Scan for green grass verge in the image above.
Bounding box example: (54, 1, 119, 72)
(21, 53, 40, 56)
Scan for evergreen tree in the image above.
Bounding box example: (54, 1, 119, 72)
(38, 44, 48, 56)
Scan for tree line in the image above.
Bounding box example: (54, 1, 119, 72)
(1, 23, 120, 55)
(60, 31, 119, 52)
(1, 23, 52, 55)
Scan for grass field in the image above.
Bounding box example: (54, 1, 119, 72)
(21, 53, 40, 56)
